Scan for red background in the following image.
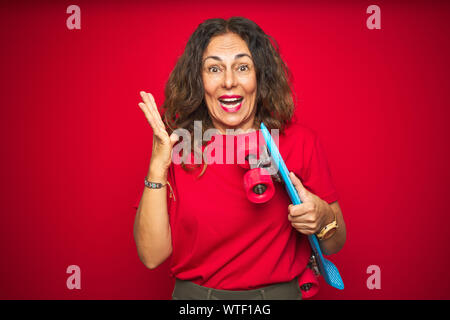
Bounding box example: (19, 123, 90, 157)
(1, 0, 449, 299)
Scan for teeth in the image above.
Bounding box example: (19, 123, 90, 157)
(220, 97, 242, 102)
(221, 101, 241, 108)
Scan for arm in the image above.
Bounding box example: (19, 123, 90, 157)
(133, 165, 172, 269)
(316, 201, 346, 256)
(133, 91, 179, 269)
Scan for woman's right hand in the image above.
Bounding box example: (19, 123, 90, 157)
(138, 91, 179, 176)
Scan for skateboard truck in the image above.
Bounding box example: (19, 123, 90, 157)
(238, 141, 277, 204)
(298, 253, 321, 298)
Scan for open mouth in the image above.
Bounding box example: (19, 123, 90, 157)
(218, 96, 244, 112)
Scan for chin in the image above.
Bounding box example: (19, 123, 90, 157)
(222, 119, 251, 131)
(219, 116, 244, 126)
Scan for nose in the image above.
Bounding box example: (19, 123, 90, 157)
(222, 69, 237, 89)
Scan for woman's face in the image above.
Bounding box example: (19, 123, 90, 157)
(202, 32, 257, 134)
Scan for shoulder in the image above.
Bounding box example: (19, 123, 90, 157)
(275, 121, 319, 169)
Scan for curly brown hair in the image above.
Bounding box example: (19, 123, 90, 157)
(162, 17, 296, 176)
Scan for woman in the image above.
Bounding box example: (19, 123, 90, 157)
(133, 17, 346, 300)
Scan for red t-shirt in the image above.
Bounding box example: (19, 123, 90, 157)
(134, 122, 338, 290)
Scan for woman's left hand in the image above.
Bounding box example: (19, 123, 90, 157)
(287, 172, 334, 236)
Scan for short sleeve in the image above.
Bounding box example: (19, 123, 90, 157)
(301, 134, 339, 204)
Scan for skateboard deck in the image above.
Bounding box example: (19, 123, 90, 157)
(260, 122, 344, 290)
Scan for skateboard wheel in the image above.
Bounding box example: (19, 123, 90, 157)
(243, 168, 275, 203)
(298, 268, 320, 299)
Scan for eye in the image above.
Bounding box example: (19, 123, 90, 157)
(208, 66, 220, 73)
(238, 65, 249, 72)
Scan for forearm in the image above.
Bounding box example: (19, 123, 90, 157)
(317, 202, 346, 256)
(133, 166, 172, 269)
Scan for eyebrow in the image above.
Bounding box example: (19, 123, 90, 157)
(203, 53, 252, 63)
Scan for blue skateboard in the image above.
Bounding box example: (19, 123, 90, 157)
(260, 122, 344, 290)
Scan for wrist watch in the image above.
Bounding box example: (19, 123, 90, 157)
(316, 210, 338, 241)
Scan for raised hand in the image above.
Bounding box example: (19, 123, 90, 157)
(138, 91, 179, 174)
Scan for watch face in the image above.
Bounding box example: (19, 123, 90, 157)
(322, 227, 337, 240)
